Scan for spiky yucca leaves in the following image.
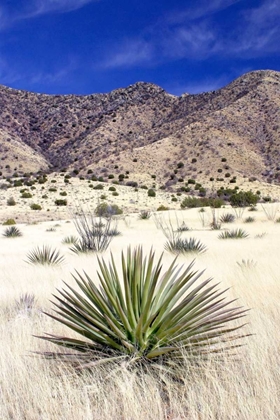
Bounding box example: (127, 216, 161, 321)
(62, 235, 79, 245)
(165, 237, 207, 255)
(26, 245, 65, 265)
(3, 226, 22, 237)
(220, 213, 235, 223)
(218, 229, 249, 239)
(38, 247, 248, 369)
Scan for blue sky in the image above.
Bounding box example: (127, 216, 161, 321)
(0, 0, 280, 95)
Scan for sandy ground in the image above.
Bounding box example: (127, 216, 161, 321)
(1, 205, 280, 419)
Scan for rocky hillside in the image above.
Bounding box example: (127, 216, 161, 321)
(0, 70, 279, 189)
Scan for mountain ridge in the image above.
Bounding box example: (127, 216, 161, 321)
(0, 69, 279, 190)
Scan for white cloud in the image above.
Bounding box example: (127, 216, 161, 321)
(21, 0, 98, 18)
(0, 0, 99, 29)
(100, 40, 154, 69)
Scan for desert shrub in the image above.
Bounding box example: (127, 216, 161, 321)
(176, 222, 190, 232)
(49, 187, 57, 192)
(55, 199, 67, 206)
(139, 210, 151, 220)
(230, 191, 259, 207)
(37, 246, 248, 369)
(7, 197, 16, 206)
(3, 226, 22, 238)
(157, 205, 169, 211)
(30, 203, 42, 210)
(244, 216, 255, 223)
(220, 213, 235, 223)
(181, 197, 224, 209)
(112, 192, 119, 196)
(171, 197, 178, 202)
(108, 186, 116, 192)
(2, 218, 16, 225)
(95, 203, 123, 218)
(165, 237, 207, 255)
(21, 192, 32, 198)
(100, 194, 107, 200)
(60, 191, 67, 196)
(93, 184, 104, 190)
(26, 246, 65, 265)
(148, 189, 156, 197)
(218, 229, 249, 239)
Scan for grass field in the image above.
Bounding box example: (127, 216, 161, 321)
(0, 206, 279, 419)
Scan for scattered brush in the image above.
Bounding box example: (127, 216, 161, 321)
(107, 227, 121, 236)
(275, 217, 280, 223)
(3, 226, 22, 238)
(176, 222, 190, 232)
(15, 293, 37, 314)
(46, 227, 56, 232)
(62, 235, 79, 245)
(36, 246, 249, 370)
(220, 213, 235, 223)
(248, 206, 257, 212)
(165, 237, 207, 255)
(218, 229, 249, 239)
(139, 210, 151, 220)
(244, 216, 255, 223)
(26, 245, 65, 266)
(255, 232, 267, 239)
(236, 259, 257, 269)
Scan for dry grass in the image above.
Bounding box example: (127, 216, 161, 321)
(0, 208, 280, 419)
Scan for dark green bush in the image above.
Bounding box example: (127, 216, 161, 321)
(30, 203, 42, 210)
(55, 199, 67, 206)
(148, 189, 156, 197)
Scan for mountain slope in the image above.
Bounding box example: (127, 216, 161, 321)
(0, 70, 279, 188)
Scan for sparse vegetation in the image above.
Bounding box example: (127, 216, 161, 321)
(139, 210, 151, 219)
(3, 226, 22, 238)
(218, 229, 249, 239)
(165, 237, 207, 254)
(30, 203, 42, 210)
(26, 246, 65, 265)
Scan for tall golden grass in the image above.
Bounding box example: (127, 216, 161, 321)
(1, 208, 280, 419)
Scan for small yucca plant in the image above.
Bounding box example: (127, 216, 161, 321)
(218, 229, 249, 239)
(139, 210, 151, 220)
(26, 245, 65, 265)
(220, 213, 235, 223)
(37, 247, 248, 369)
(3, 226, 22, 238)
(62, 235, 79, 245)
(165, 237, 207, 254)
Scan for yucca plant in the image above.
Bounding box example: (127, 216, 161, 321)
(220, 213, 235, 223)
(71, 209, 117, 253)
(165, 237, 207, 255)
(139, 210, 151, 220)
(26, 245, 65, 265)
(236, 259, 257, 269)
(37, 247, 248, 369)
(62, 235, 79, 245)
(218, 229, 249, 239)
(3, 226, 22, 238)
